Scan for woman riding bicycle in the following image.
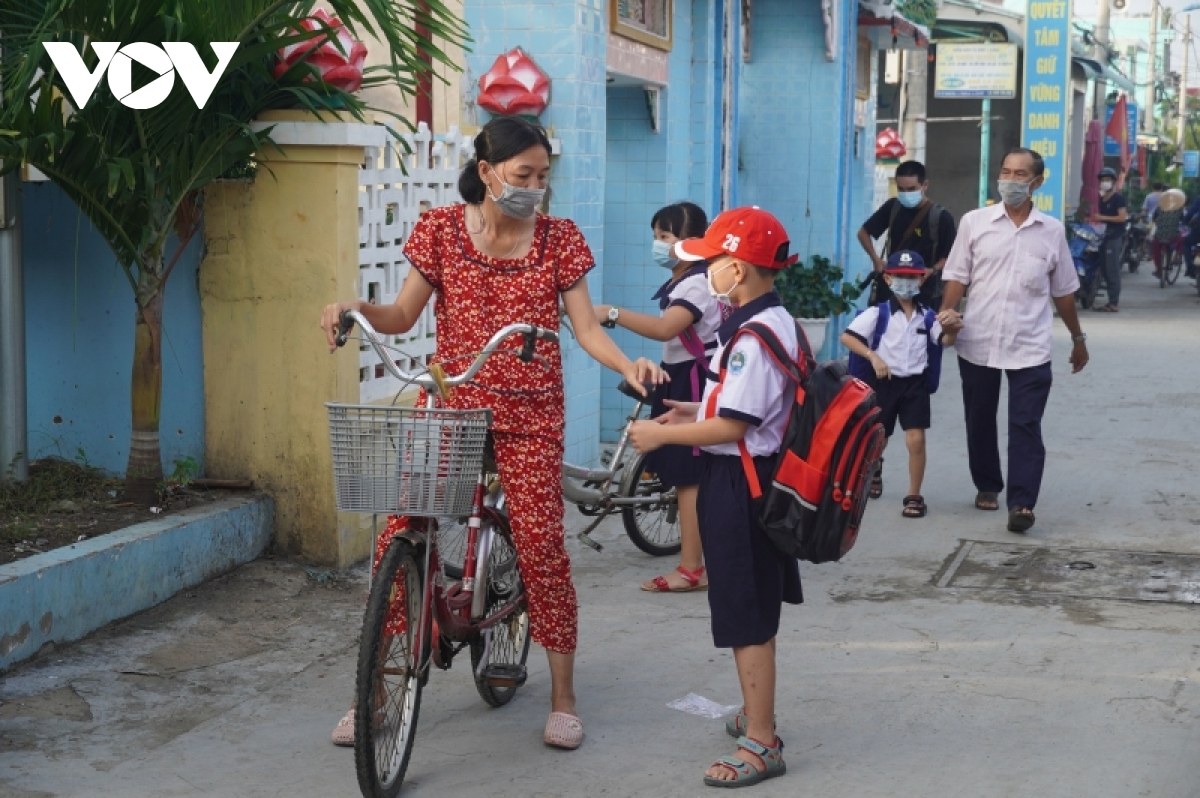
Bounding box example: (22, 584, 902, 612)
(320, 115, 663, 751)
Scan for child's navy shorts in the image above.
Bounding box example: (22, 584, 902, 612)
(645, 360, 705, 487)
(697, 452, 803, 648)
(876, 373, 931, 436)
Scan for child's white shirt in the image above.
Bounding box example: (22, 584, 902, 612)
(697, 296, 798, 457)
(846, 300, 945, 378)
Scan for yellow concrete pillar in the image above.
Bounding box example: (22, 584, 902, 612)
(201, 109, 379, 566)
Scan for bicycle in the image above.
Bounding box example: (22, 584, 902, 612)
(1161, 243, 1183, 288)
(437, 378, 681, 562)
(327, 310, 675, 797)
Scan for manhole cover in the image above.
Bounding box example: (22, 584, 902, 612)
(936, 541, 1200, 604)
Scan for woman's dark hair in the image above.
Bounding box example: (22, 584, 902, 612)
(458, 116, 553, 204)
(650, 202, 708, 239)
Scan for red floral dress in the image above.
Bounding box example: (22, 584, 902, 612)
(373, 204, 594, 654)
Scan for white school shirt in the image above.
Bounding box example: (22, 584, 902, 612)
(697, 294, 799, 457)
(845, 300, 945, 378)
(655, 268, 721, 364)
(942, 203, 1079, 370)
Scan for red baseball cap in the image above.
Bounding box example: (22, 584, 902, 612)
(674, 206, 798, 270)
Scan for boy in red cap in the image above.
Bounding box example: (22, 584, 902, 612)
(840, 250, 960, 518)
(628, 206, 801, 788)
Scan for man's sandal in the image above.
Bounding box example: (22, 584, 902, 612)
(1008, 507, 1036, 533)
(902, 495, 927, 518)
(703, 735, 786, 789)
(974, 491, 999, 511)
(869, 459, 884, 499)
(641, 565, 708, 593)
(543, 712, 584, 750)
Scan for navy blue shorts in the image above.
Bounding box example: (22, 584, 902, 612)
(644, 359, 705, 487)
(876, 373, 931, 436)
(697, 452, 803, 648)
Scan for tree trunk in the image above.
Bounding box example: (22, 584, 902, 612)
(124, 279, 165, 504)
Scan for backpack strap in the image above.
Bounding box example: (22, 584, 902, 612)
(711, 321, 812, 499)
(928, 204, 944, 261)
(678, 326, 711, 455)
(884, 200, 902, 258)
(871, 302, 890, 350)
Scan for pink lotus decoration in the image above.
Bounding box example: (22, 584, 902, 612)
(477, 48, 550, 117)
(875, 128, 907, 160)
(274, 10, 368, 93)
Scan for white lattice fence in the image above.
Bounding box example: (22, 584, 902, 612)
(357, 123, 473, 403)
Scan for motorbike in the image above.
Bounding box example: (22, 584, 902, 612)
(1123, 216, 1149, 273)
(1069, 222, 1105, 309)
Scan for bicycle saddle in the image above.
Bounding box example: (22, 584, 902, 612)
(617, 380, 655, 402)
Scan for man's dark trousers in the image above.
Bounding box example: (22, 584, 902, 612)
(958, 357, 1053, 511)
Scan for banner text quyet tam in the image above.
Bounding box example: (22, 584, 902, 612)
(1022, 0, 1072, 219)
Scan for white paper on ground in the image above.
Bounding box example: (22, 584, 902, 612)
(666, 693, 740, 719)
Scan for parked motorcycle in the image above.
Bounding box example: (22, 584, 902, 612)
(1069, 223, 1105, 309)
(1123, 217, 1149, 273)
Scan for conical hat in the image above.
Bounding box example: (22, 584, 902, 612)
(1160, 188, 1186, 212)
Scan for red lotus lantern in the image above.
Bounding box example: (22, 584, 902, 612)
(274, 10, 367, 93)
(875, 128, 907, 159)
(477, 48, 551, 117)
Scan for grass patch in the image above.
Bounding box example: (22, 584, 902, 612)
(0, 458, 120, 542)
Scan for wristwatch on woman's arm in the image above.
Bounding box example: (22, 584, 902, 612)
(601, 307, 620, 329)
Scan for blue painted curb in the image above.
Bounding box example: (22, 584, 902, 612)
(0, 495, 274, 671)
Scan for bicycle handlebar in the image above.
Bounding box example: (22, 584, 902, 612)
(336, 309, 560, 391)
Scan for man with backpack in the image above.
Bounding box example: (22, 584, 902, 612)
(857, 160, 957, 305)
(842, 251, 961, 519)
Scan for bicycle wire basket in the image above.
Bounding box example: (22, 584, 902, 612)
(326, 403, 491, 517)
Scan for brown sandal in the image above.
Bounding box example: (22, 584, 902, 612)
(975, 491, 999, 511)
(869, 459, 884, 499)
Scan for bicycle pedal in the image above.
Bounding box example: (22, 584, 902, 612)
(483, 664, 527, 688)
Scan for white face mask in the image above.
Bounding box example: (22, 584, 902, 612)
(890, 277, 920, 300)
(707, 262, 739, 306)
(1100, 180, 1114, 193)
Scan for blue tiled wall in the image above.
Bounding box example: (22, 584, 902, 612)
(22, 182, 205, 475)
(598, 0, 712, 442)
(737, 0, 875, 358)
(466, 0, 608, 465)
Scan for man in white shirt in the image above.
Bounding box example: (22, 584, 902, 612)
(937, 148, 1090, 534)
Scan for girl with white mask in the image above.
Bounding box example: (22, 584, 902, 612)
(594, 201, 721, 594)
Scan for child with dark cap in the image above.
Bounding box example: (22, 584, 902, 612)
(628, 206, 803, 788)
(841, 250, 960, 518)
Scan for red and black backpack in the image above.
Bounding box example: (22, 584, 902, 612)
(709, 320, 886, 564)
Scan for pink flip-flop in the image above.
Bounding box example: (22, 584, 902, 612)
(543, 712, 584, 750)
(331, 709, 355, 747)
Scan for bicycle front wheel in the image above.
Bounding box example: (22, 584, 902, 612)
(469, 512, 532, 707)
(355, 535, 426, 798)
(619, 453, 682, 557)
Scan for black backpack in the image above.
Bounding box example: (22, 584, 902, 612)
(711, 321, 886, 564)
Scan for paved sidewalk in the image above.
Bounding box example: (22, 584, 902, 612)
(3, 271, 1200, 797)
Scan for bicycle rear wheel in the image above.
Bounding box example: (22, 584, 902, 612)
(619, 453, 682, 557)
(1167, 248, 1184, 285)
(470, 512, 531, 707)
(355, 536, 426, 798)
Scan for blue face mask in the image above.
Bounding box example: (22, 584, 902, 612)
(897, 190, 923, 209)
(891, 277, 920, 300)
(652, 240, 678, 269)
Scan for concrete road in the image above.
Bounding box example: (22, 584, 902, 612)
(3, 270, 1200, 798)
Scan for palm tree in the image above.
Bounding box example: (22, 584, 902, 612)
(0, 0, 467, 502)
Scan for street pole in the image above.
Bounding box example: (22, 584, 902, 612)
(1178, 14, 1190, 164)
(0, 170, 26, 483)
(908, 51, 928, 164)
(1146, 0, 1159, 133)
(1094, 0, 1112, 118)
(979, 97, 991, 207)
